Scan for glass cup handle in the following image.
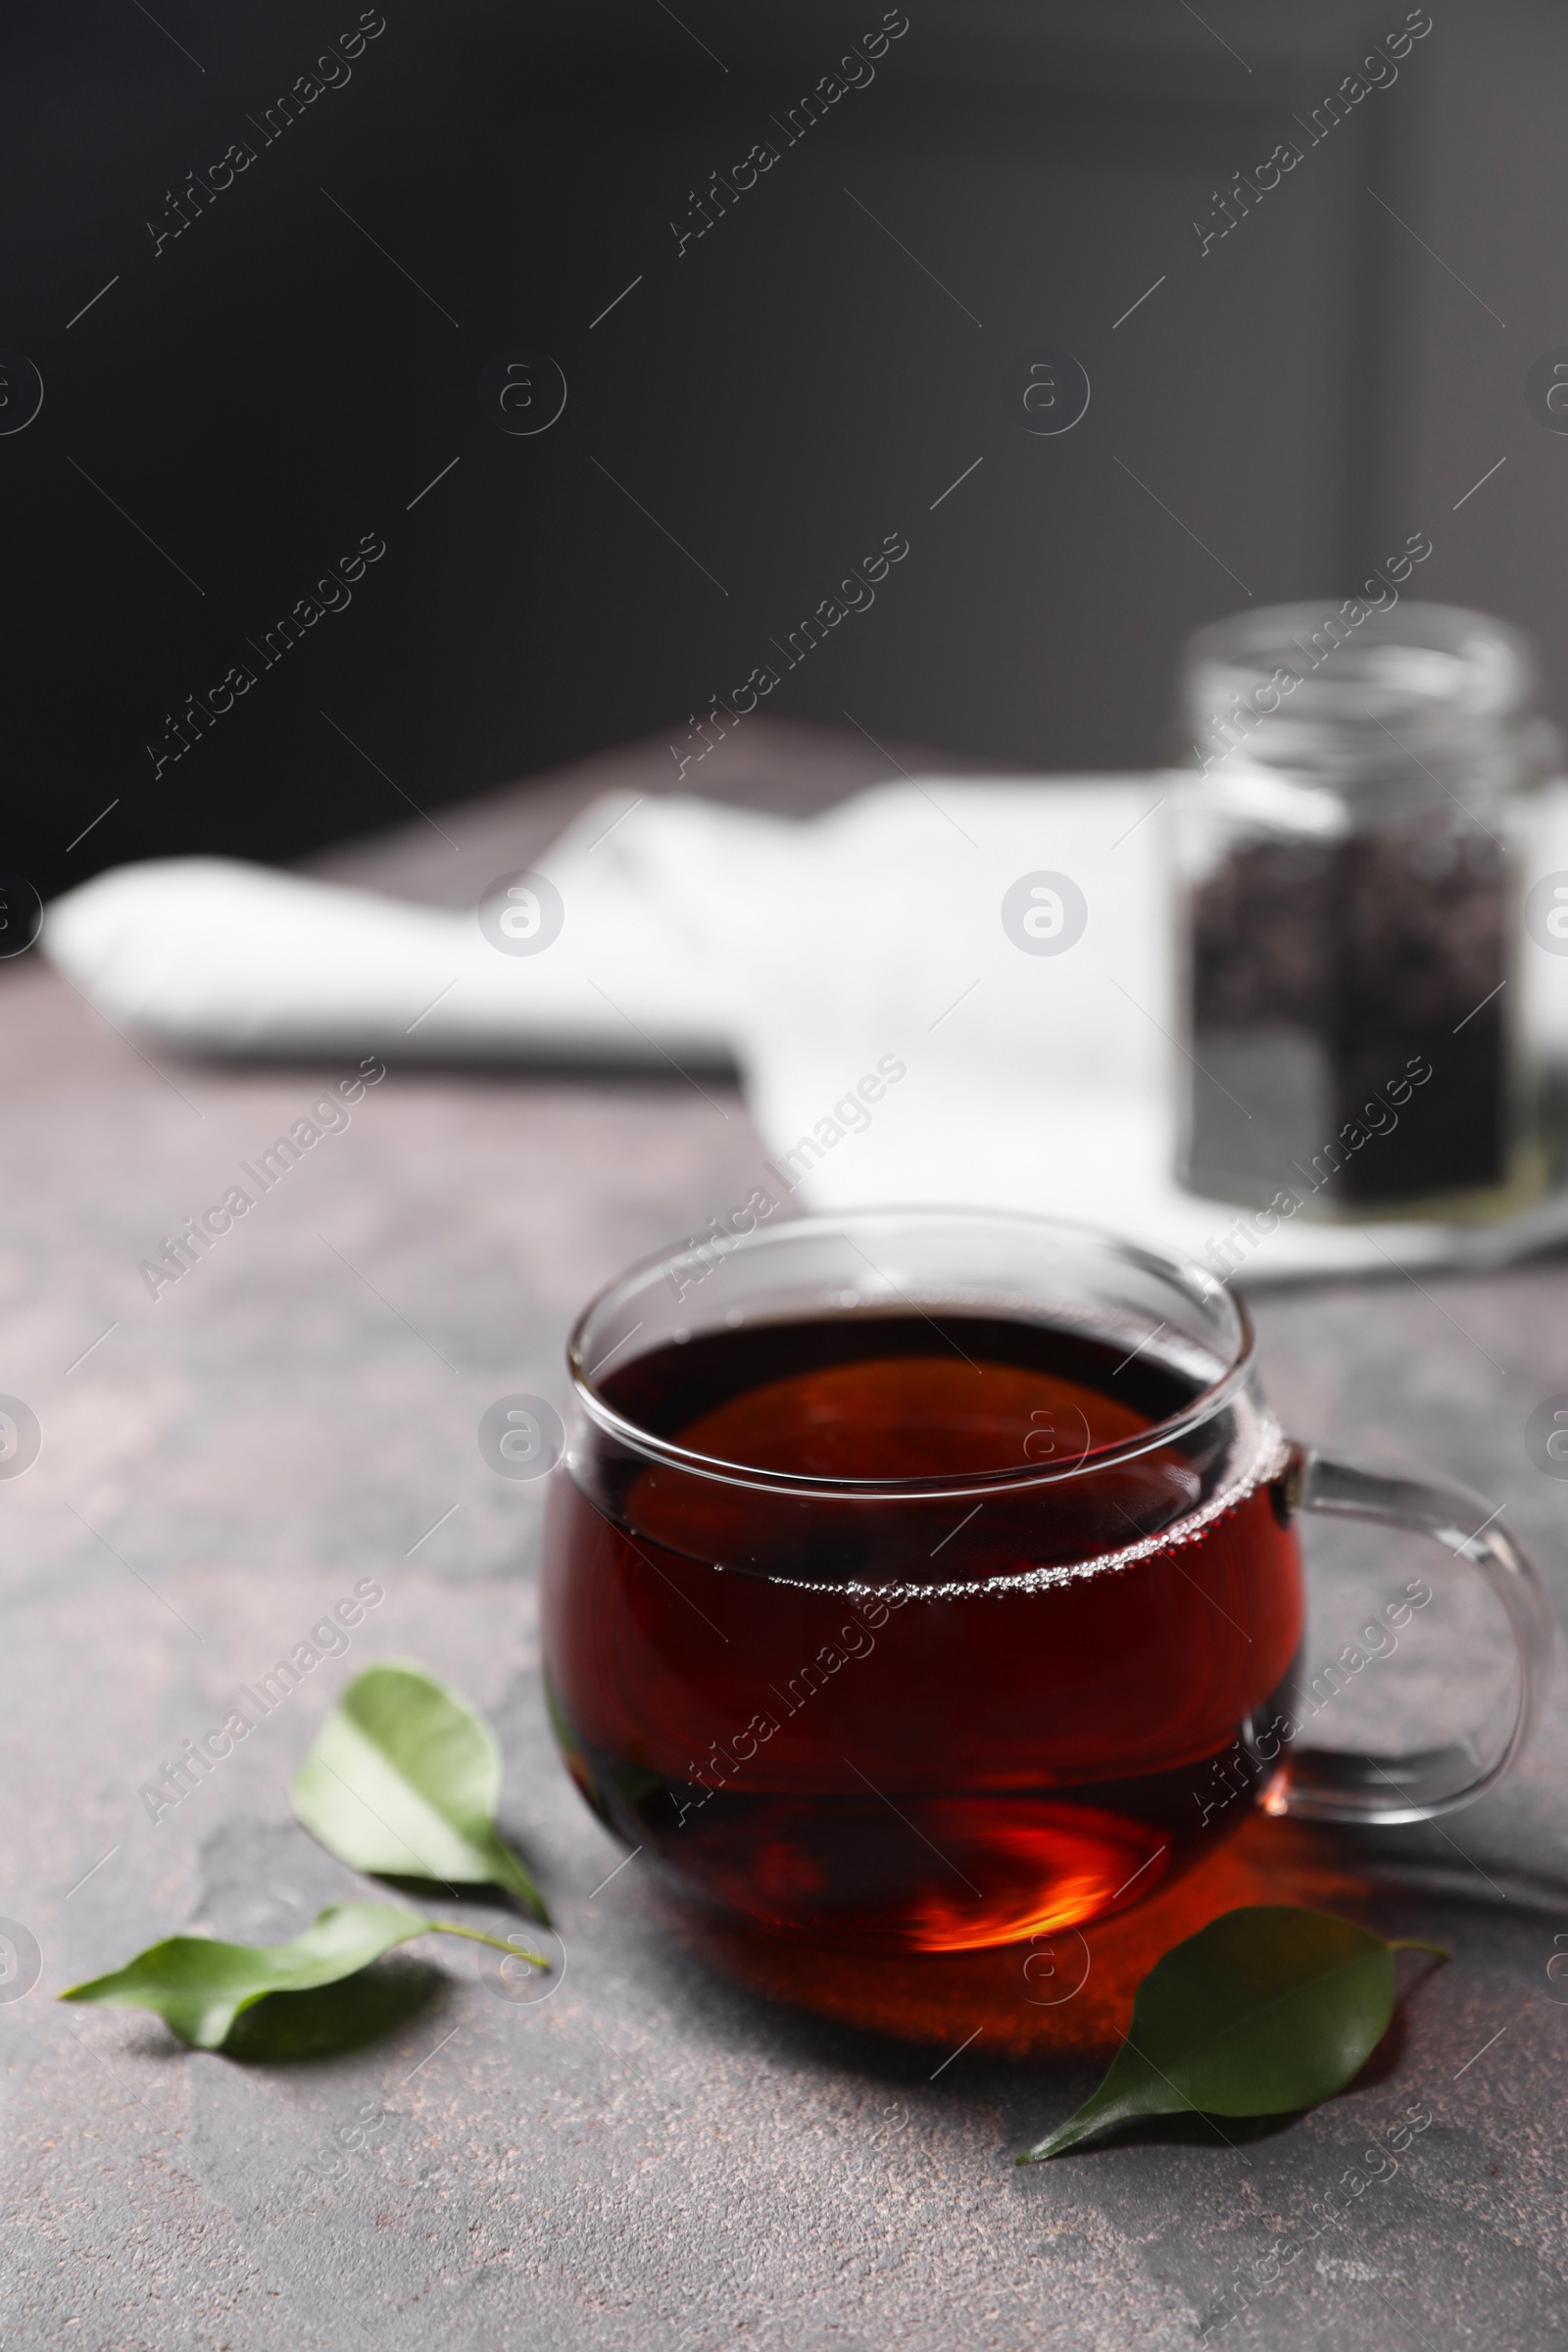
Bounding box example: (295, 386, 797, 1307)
(1273, 1448, 1553, 1825)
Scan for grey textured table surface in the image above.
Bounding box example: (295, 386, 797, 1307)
(5, 723, 1568, 2352)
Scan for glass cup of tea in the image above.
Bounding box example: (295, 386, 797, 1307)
(540, 1209, 1547, 1953)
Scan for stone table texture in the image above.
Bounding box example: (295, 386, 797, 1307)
(4, 723, 1568, 2352)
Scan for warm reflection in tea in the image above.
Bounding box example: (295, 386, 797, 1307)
(542, 1308, 1301, 1953)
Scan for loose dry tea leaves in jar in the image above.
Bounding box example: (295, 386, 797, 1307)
(1171, 601, 1557, 1220)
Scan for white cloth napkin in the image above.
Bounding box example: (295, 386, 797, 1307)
(42, 774, 1568, 1284)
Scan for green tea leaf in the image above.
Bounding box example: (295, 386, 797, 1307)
(1017, 1906, 1446, 2162)
(290, 1661, 550, 1922)
(58, 1901, 544, 2052)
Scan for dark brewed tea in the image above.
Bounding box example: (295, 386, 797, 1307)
(541, 1311, 1302, 1951)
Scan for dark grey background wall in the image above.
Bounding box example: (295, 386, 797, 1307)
(3, 0, 1562, 901)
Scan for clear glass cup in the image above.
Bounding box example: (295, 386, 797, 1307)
(540, 1208, 1547, 1953)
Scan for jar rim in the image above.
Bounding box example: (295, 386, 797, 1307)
(1178, 599, 1540, 733)
(1173, 601, 1552, 788)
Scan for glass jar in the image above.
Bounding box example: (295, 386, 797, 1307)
(1170, 600, 1559, 1220)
